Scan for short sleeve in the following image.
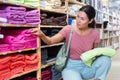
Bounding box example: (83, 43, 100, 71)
(59, 25, 70, 38)
(94, 29, 100, 43)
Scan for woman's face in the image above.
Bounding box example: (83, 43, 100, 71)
(76, 11, 90, 29)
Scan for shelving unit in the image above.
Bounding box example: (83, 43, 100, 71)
(39, 0, 120, 80)
(0, 0, 41, 80)
(0, 0, 119, 80)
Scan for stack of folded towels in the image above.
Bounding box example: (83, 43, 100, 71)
(24, 53, 39, 71)
(41, 68, 52, 80)
(0, 6, 40, 25)
(5, 6, 26, 24)
(0, 55, 11, 80)
(1, 28, 37, 51)
(10, 54, 26, 76)
(25, 10, 40, 25)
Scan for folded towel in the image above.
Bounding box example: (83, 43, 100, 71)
(10, 54, 25, 62)
(8, 19, 26, 24)
(7, 12, 25, 19)
(0, 11, 8, 22)
(0, 55, 11, 75)
(0, 71, 11, 80)
(10, 61, 26, 75)
(25, 53, 39, 64)
(24, 53, 39, 71)
(24, 39, 37, 48)
(80, 47, 116, 66)
(26, 18, 40, 23)
(8, 0, 24, 4)
(20, 29, 33, 35)
(0, 44, 11, 52)
(25, 10, 40, 18)
(5, 6, 26, 12)
(2, 36, 15, 43)
(18, 34, 36, 41)
(24, 0, 39, 7)
(10, 42, 25, 50)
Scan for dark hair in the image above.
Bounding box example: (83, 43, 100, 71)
(79, 5, 96, 28)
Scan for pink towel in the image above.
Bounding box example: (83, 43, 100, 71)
(2, 36, 15, 43)
(24, 39, 37, 48)
(0, 44, 11, 52)
(10, 42, 26, 50)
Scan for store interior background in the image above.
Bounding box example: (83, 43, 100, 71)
(106, 0, 120, 80)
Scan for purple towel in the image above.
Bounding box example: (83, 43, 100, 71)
(25, 10, 40, 18)
(26, 19, 40, 23)
(7, 12, 26, 24)
(5, 6, 26, 12)
(0, 10, 7, 18)
(8, 19, 26, 24)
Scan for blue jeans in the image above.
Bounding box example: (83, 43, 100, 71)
(62, 56, 111, 80)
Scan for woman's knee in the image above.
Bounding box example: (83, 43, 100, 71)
(62, 69, 82, 80)
(93, 56, 111, 67)
(98, 56, 111, 64)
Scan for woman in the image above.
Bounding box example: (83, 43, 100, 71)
(31, 5, 111, 80)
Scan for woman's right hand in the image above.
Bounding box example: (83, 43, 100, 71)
(30, 28, 44, 37)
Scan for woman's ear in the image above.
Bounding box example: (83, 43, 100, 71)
(89, 19, 93, 24)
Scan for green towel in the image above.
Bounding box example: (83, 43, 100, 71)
(24, 0, 39, 7)
(80, 47, 116, 67)
(8, 0, 24, 4)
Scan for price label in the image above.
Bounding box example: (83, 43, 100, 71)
(2, 52, 7, 55)
(18, 50, 22, 53)
(0, 34, 4, 38)
(2, 23, 7, 27)
(32, 48, 36, 50)
(16, 24, 20, 27)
